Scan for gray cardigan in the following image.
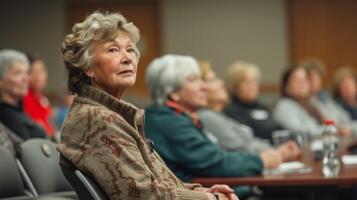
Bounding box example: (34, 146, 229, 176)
(273, 98, 323, 138)
(198, 109, 271, 155)
(311, 95, 357, 135)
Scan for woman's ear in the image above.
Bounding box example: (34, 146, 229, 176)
(84, 67, 94, 78)
(169, 92, 180, 102)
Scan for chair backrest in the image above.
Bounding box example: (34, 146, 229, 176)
(18, 139, 73, 195)
(0, 146, 29, 199)
(60, 164, 109, 200)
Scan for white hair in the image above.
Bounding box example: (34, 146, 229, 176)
(146, 54, 200, 104)
(0, 49, 29, 79)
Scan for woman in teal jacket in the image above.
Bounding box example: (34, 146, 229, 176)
(145, 55, 283, 198)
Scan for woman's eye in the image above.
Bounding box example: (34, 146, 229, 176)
(127, 48, 135, 53)
(108, 48, 119, 53)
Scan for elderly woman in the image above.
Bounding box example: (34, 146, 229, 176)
(0, 49, 47, 140)
(273, 66, 325, 139)
(224, 61, 283, 142)
(197, 61, 300, 160)
(57, 12, 237, 200)
(332, 67, 357, 120)
(302, 59, 355, 136)
(144, 54, 274, 199)
(23, 54, 55, 137)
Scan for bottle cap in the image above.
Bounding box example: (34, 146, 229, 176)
(324, 119, 335, 125)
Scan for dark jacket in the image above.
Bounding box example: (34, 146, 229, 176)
(0, 121, 23, 156)
(336, 98, 357, 120)
(0, 101, 47, 140)
(145, 103, 263, 183)
(224, 97, 283, 143)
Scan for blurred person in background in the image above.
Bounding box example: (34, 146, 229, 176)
(197, 60, 300, 160)
(54, 90, 74, 130)
(0, 49, 47, 140)
(0, 121, 23, 157)
(332, 67, 357, 120)
(274, 66, 325, 139)
(57, 11, 237, 200)
(145, 54, 281, 199)
(302, 59, 355, 136)
(23, 54, 55, 138)
(224, 61, 283, 143)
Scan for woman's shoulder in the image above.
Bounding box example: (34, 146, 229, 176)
(198, 109, 224, 121)
(65, 97, 123, 126)
(145, 104, 195, 129)
(276, 97, 299, 107)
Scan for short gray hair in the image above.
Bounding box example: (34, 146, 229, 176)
(0, 49, 29, 79)
(146, 54, 200, 104)
(61, 11, 140, 94)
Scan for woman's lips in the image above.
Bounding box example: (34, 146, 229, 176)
(118, 69, 134, 75)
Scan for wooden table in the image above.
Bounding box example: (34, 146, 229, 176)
(193, 138, 357, 188)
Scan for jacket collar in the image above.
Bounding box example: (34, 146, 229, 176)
(165, 101, 202, 129)
(79, 85, 144, 129)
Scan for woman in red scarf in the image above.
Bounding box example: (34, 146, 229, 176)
(23, 54, 55, 138)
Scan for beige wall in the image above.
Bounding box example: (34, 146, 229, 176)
(0, 0, 66, 91)
(161, 0, 289, 84)
(0, 0, 289, 93)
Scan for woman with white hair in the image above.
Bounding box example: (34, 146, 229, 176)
(145, 54, 272, 199)
(57, 11, 235, 200)
(0, 49, 47, 140)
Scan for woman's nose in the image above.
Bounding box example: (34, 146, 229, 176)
(121, 51, 133, 65)
(200, 80, 208, 91)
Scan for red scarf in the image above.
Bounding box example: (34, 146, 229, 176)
(165, 101, 202, 129)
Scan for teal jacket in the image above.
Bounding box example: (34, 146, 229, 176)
(145, 104, 263, 182)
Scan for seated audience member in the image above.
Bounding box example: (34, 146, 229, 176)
(0, 121, 23, 156)
(332, 67, 357, 120)
(302, 59, 356, 136)
(197, 61, 300, 160)
(145, 54, 282, 198)
(273, 66, 325, 139)
(224, 61, 283, 142)
(24, 54, 55, 138)
(57, 11, 237, 200)
(54, 91, 74, 130)
(0, 49, 47, 140)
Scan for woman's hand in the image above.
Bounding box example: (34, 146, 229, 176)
(260, 149, 282, 168)
(338, 127, 352, 137)
(195, 185, 239, 200)
(277, 140, 301, 161)
(207, 184, 239, 200)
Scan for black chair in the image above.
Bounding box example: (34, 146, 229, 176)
(17, 139, 76, 199)
(0, 146, 33, 200)
(60, 163, 109, 200)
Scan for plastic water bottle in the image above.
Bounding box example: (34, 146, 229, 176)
(322, 119, 340, 178)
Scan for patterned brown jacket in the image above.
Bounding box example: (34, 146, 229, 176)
(57, 85, 209, 200)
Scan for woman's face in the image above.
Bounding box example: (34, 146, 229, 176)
(0, 61, 29, 101)
(339, 76, 356, 101)
(235, 70, 259, 103)
(29, 60, 48, 92)
(286, 68, 310, 99)
(204, 69, 229, 107)
(86, 31, 138, 98)
(170, 74, 207, 111)
(308, 70, 322, 95)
